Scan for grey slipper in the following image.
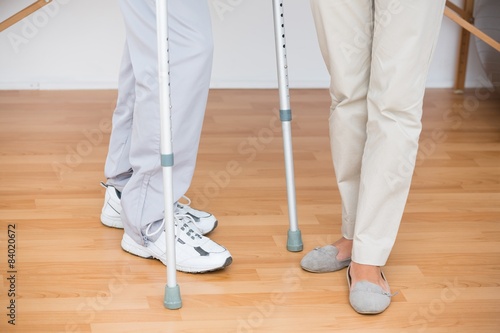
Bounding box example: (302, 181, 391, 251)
(347, 265, 395, 314)
(300, 245, 351, 273)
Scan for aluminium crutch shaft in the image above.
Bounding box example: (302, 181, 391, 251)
(156, 0, 182, 310)
(272, 0, 303, 252)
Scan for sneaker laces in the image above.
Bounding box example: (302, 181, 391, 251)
(176, 195, 192, 208)
(144, 214, 203, 241)
(175, 214, 203, 241)
(144, 219, 165, 238)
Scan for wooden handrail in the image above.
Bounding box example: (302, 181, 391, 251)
(445, 0, 471, 21)
(444, 1, 500, 52)
(0, 0, 53, 33)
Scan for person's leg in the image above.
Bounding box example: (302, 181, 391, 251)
(308, 0, 373, 260)
(114, 0, 231, 272)
(100, 41, 135, 228)
(104, 41, 134, 192)
(350, 0, 446, 287)
(118, 0, 213, 244)
(169, 0, 214, 201)
(168, 0, 217, 235)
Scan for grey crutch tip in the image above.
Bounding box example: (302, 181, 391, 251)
(287, 229, 303, 252)
(164, 284, 182, 310)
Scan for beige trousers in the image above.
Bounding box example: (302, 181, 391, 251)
(310, 0, 446, 265)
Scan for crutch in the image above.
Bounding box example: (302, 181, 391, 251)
(156, 0, 182, 310)
(272, 0, 303, 252)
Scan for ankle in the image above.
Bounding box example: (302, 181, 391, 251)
(332, 237, 352, 261)
(349, 262, 389, 292)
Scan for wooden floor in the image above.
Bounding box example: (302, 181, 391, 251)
(0, 88, 499, 333)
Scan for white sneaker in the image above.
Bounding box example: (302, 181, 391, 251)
(121, 215, 232, 273)
(100, 183, 217, 235)
(100, 182, 123, 228)
(175, 196, 218, 235)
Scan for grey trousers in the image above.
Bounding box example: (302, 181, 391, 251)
(104, 0, 213, 244)
(310, 0, 446, 265)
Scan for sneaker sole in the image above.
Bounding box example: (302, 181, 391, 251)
(177, 256, 233, 274)
(121, 233, 232, 273)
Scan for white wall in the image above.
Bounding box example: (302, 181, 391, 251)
(0, 0, 490, 90)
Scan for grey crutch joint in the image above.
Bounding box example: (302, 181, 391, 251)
(279, 109, 292, 122)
